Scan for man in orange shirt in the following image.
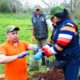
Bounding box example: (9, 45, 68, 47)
(0, 25, 37, 80)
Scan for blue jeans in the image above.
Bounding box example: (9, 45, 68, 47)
(63, 58, 80, 80)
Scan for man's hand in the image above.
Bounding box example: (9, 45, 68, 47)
(32, 36, 35, 43)
(17, 51, 29, 58)
(33, 49, 43, 60)
(42, 44, 52, 57)
(33, 44, 39, 52)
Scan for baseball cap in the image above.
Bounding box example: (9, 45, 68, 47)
(6, 25, 19, 33)
(34, 5, 41, 11)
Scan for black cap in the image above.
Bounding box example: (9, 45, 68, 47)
(54, 9, 69, 19)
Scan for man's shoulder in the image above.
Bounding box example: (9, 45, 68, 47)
(41, 13, 46, 17)
(19, 40, 29, 48)
(0, 41, 8, 49)
(19, 40, 28, 44)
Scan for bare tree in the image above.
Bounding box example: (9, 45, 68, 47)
(64, 0, 68, 8)
(70, 0, 80, 12)
(41, 0, 56, 9)
(41, 0, 80, 19)
(61, 0, 80, 19)
(7, 0, 22, 13)
(69, 0, 80, 19)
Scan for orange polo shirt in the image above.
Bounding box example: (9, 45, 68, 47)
(0, 40, 29, 80)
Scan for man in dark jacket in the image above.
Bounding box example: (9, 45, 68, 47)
(31, 5, 48, 65)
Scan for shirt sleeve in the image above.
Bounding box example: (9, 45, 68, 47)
(0, 45, 7, 54)
(51, 25, 77, 54)
(22, 41, 30, 50)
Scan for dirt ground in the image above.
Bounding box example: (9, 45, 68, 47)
(0, 69, 80, 80)
(32, 68, 80, 80)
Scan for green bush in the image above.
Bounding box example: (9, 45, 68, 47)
(50, 6, 63, 15)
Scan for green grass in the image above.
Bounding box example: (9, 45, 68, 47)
(0, 64, 4, 74)
(0, 13, 33, 44)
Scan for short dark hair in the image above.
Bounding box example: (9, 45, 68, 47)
(51, 16, 54, 21)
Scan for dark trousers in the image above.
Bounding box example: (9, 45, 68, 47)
(36, 39, 47, 65)
(63, 58, 80, 80)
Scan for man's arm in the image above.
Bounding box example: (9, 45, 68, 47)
(0, 51, 29, 64)
(27, 44, 38, 50)
(0, 53, 17, 64)
(32, 27, 35, 42)
(42, 25, 76, 57)
(33, 24, 77, 59)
